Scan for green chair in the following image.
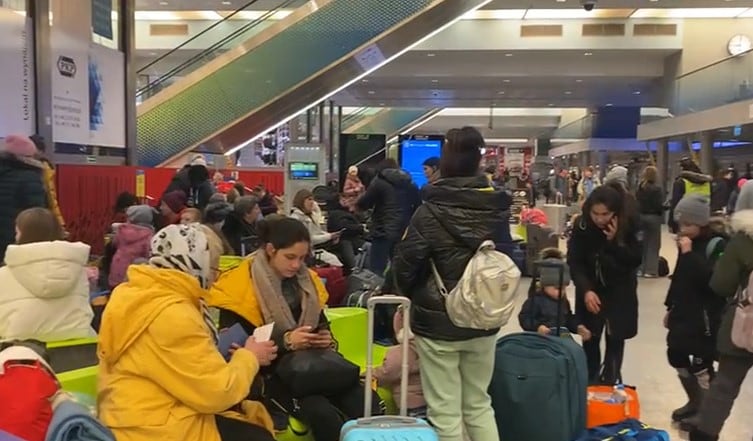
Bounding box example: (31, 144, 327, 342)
(58, 365, 98, 397)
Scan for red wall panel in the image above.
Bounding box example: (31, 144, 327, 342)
(56, 165, 283, 255)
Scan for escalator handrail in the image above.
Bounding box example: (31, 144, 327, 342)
(137, 0, 261, 75)
(136, 0, 298, 98)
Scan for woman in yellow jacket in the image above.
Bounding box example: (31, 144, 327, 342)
(208, 216, 378, 441)
(97, 224, 278, 441)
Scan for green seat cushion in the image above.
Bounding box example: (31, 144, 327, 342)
(58, 365, 98, 397)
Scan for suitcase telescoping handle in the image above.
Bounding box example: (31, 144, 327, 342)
(534, 259, 568, 337)
(365, 295, 412, 418)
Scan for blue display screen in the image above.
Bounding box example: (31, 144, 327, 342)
(399, 138, 442, 188)
(288, 162, 319, 180)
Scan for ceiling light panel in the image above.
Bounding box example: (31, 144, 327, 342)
(462, 9, 526, 19)
(737, 8, 753, 17)
(523, 8, 634, 19)
(631, 8, 749, 18)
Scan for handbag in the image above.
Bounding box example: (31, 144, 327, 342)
(275, 349, 359, 397)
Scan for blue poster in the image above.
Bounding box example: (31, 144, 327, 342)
(91, 0, 112, 40)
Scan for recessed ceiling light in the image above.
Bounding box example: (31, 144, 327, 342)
(633, 91, 641, 95)
(367, 90, 375, 95)
(575, 79, 583, 83)
(361, 79, 369, 83)
(564, 91, 573, 95)
(427, 53, 436, 57)
(556, 0, 567, 2)
(605, 103, 613, 107)
(584, 52, 593, 56)
(548, 103, 555, 107)
(379, 103, 385, 106)
(498, 91, 505, 95)
(431, 79, 439, 83)
(505, 53, 513, 57)
(159, 0, 168, 4)
(503, 79, 511, 83)
(221, 0, 231, 4)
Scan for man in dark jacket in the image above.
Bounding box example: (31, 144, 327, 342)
(668, 158, 712, 233)
(0, 137, 48, 262)
(356, 158, 420, 275)
(162, 155, 215, 211)
(391, 126, 511, 441)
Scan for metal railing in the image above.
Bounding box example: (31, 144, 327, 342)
(135, 0, 299, 100)
(674, 48, 753, 116)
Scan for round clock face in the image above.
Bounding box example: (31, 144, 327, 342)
(728, 34, 752, 56)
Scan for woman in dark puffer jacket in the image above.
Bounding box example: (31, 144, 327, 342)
(392, 126, 512, 441)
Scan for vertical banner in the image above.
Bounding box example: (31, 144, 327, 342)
(51, 37, 90, 144)
(505, 147, 526, 177)
(88, 44, 125, 147)
(0, 8, 35, 135)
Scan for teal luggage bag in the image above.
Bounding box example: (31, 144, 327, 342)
(489, 332, 588, 441)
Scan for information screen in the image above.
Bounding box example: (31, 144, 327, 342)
(398, 136, 443, 188)
(288, 162, 319, 180)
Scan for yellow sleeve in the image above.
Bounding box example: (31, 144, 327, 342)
(144, 302, 258, 414)
(309, 269, 329, 307)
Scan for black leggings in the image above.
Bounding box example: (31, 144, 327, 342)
(294, 383, 382, 441)
(215, 415, 275, 441)
(582, 318, 626, 384)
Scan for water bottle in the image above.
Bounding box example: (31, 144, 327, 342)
(613, 384, 630, 413)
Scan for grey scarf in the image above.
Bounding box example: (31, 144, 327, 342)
(250, 250, 321, 330)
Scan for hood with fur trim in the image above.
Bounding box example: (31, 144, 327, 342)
(731, 209, 753, 238)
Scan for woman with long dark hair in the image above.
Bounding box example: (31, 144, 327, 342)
(567, 184, 642, 383)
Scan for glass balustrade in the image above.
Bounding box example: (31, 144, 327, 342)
(674, 49, 753, 116)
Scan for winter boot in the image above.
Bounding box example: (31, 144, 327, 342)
(687, 429, 718, 441)
(672, 372, 702, 422)
(679, 367, 714, 431)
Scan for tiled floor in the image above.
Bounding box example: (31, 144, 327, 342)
(497, 229, 753, 441)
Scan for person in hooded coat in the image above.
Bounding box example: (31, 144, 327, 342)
(163, 155, 216, 211)
(356, 158, 421, 275)
(684, 181, 753, 441)
(0, 135, 47, 262)
(392, 126, 511, 441)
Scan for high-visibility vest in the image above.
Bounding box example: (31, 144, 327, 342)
(683, 179, 711, 197)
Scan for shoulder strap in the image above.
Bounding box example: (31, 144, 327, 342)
(706, 237, 723, 259)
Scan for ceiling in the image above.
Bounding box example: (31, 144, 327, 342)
(332, 49, 670, 108)
(135, 0, 306, 10)
(482, 0, 753, 8)
(410, 113, 561, 141)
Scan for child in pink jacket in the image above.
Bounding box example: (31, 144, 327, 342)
(108, 205, 154, 289)
(373, 307, 426, 417)
(342, 166, 365, 211)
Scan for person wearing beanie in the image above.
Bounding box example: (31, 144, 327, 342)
(518, 248, 592, 340)
(604, 165, 629, 189)
(160, 190, 188, 226)
(663, 194, 727, 429)
(0, 135, 47, 262)
(341, 165, 365, 211)
(161, 155, 216, 211)
(109, 205, 155, 288)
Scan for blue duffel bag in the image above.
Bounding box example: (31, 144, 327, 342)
(573, 419, 670, 441)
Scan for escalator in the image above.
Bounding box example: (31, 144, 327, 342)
(136, 0, 491, 167)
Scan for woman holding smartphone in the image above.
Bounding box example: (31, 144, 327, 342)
(567, 183, 642, 384)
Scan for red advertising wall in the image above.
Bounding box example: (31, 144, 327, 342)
(56, 165, 283, 254)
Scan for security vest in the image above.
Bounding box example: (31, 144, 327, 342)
(683, 179, 711, 197)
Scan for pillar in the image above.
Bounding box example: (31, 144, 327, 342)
(700, 131, 714, 176)
(31, 0, 53, 145)
(656, 138, 669, 195)
(121, 0, 137, 165)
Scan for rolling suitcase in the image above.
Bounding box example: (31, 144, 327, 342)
(490, 260, 588, 441)
(340, 296, 438, 441)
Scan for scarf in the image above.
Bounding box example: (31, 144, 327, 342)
(149, 224, 219, 345)
(250, 250, 321, 330)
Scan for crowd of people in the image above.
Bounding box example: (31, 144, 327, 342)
(1, 129, 753, 441)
